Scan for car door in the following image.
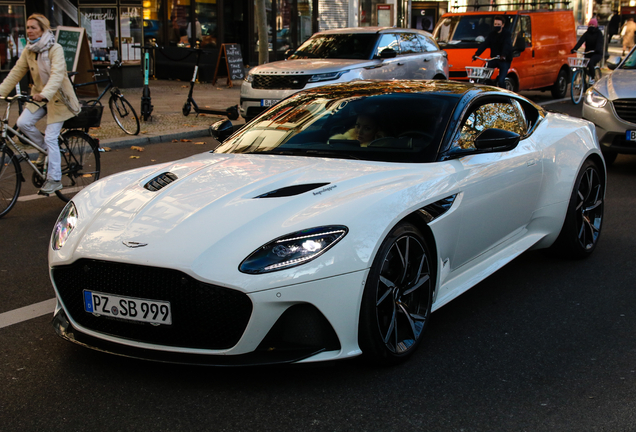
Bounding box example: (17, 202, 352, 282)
(395, 32, 429, 79)
(447, 98, 543, 269)
(510, 15, 536, 90)
(360, 33, 408, 80)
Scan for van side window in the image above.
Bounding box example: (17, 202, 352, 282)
(398, 33, 423, 54)
(513, 16, 532, 48)
(453, 101, 527, 151)
(375, 34, 400, 57)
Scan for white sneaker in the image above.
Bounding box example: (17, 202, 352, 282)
(40, 180, 62, 195)
(34, 153, 46, 165)
(589, 79, 595, 85)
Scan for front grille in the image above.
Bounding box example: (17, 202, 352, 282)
(52, 260, 252, 350)
(252, 74, 311, 90)
(613, 99, 636, 124)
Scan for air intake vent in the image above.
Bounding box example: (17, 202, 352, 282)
(144, 172, 178, 191)
(255, 183, 331, 198)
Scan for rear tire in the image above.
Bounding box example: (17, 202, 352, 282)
(550, 159, 604, 258)
(0, 144, 21, 218)
(571, 70, 585, 104)
(551, 68, 569, 98)
(504, 76, 517, 92)
(55, 130, 101, 202)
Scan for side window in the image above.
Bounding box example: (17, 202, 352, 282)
(375, 34, 400, 57)
(417, 34, 439, 52)
(398, 33, 423, 54)
(512, 16, 532, 48)
(453, 101, 528, 151)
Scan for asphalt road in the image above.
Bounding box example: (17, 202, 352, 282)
(2, 97, 636, 432)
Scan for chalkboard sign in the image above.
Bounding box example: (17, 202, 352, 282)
(212, 43, 245, 87)
(55, 27, 97, 97)
(57, 28, 81, 72)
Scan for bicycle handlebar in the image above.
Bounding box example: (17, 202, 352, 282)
(473, 56, 502, 62)
(0, 94, 42, 108)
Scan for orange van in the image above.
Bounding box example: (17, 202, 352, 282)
(432, 10, 576, 98)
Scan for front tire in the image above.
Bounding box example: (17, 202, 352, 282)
(571, 70, 585, 105)
(109, 95, 140, 135)
(0, 144, 21, 218)
(550, 159, 604, 258)
(551, 68, 569, 98)
(359, 222, 434, 364)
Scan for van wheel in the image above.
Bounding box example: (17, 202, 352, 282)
(551, 69, 568, 98)
(504, 76, 517, 92)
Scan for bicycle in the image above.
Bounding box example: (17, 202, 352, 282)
(71, 63, 140, 135)
(0, 95, 101, 218)
(569, 50, 602, 105)
(466, 56, 501, 85)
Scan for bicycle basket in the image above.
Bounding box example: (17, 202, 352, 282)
(63, 103, 103, 129)
(568, 57, 590, 68)
(465, 66, 495, 80)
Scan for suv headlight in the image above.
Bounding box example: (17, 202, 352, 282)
(245, 71, 254, 83)
(51, 201, 78, 251)
(308, 71, 348, 83)
(584, 89, 607, 108)
(239, 226, 348, 274)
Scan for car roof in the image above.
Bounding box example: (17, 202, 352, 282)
(316, 26, 432, 36)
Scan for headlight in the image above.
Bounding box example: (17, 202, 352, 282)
(51, 201, 78, 251)
(584, 89, 607, 108)
(239, 226, 348, 274)
(245, 71, 254, 83)
(307, 71, 348, 83)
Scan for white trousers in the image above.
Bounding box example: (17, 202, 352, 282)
(16, 107, 63, 182)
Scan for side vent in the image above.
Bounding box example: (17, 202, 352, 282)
(419, 194, 457, 222)
(255, 182, 330, 198)
(144, 172, 178, 192)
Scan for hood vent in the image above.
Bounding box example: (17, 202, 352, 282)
(255, 182, 330, 198)
(144, 172, 178, 192)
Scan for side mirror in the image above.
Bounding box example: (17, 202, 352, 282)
(284, 48, 295, 59)
(474, 128, 520, 150)
(606, 55, 622, 70)
(210, 119, 234, 143)
(380, 48, 397, 59)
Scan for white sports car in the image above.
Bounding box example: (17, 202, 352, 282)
(50, 81, 605, 365)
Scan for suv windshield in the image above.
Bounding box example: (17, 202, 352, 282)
(215, 87, 458, 163)
(434, 15, 515, 48)
(289, 33, 378, 60)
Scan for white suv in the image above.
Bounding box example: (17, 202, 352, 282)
(240, 27, 449, 122)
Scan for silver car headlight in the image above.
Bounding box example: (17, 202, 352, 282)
(239, 226, 348, 274)
(584, 89, 608, 108)
(51, 201, 78, 251)
(308, 71, 349, 83)
(245, 71, 254, 83)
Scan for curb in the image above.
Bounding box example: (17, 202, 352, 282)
(98, 127, 212, 150)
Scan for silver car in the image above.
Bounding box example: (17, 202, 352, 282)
(239, 27, 449, 122)
(582, 46, 636, 165)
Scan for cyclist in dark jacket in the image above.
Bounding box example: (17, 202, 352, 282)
(571, 18, 604, 83)
(472, 16, 513, 88)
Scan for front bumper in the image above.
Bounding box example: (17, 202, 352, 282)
(583, 101, 636, 154)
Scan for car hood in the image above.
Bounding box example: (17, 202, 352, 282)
(58, 152, 454, 290)
(595, 69, 636, 100)
(249, 58, 378, 75)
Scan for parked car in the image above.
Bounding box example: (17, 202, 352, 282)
(581, 46, 636, 165)
(433, 10, 576, 97)
(239, 27, 449, 122)
(50, 80, 605, 366)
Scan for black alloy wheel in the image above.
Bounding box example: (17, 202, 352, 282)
(359, 222, 434, 364)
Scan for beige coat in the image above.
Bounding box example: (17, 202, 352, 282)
(622, 20, 636, 52)
(0, 43, 80, 124)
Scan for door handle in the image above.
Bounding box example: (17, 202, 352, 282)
(423, 58, 430, 62)
(397, 62, 405, 66)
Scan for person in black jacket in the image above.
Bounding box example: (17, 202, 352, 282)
(472, 16, 513, 88)
(571, 18, 604, 83)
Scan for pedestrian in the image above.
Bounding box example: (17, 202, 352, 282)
(607, 11, 621, 47)
(0, 13, 80, 195)
(621, 17, 636, 55)
(571, 18, 604, 84)
(472, 16, 513, 88)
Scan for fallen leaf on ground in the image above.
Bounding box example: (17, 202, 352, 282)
(172, 139, 179, 142)
(195, 142, 205, 145)
(131, 146, 145, 152)
(129, 156, 140, 159)
(141, 131, 148, 134)
(180, 139, 192, 142)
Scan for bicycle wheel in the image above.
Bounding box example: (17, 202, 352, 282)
(0, 144, 22, 218)
(109, 95, 140, 135)
(55, 130, 101, 202)
(571, 69, 585, 105)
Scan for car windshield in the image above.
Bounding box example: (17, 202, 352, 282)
(215, 86, 458, 163)
(433, 15, 514, 47)
(288, 33, 378, 60)
(620, 49, 636, 69)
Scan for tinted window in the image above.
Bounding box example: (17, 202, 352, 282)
(375, 34, 400, 56)
(433, 15, 515, 47)
(453, 101, 527, 151)
(418, 34, 439, 52)
(512, 16, 532, 48)
(398, 33, 423, 54)
(290, 33, 378, 60)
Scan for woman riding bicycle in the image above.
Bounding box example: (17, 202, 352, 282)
(0, 14, 80, 195)
(571, 18, 604, 84)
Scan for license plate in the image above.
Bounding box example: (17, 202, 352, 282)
(627, 131, 636, 142)
(261, 99, 279, 107)
(83, 290, 172, 325)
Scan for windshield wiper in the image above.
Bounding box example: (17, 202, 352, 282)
(248, 149, 360, 160)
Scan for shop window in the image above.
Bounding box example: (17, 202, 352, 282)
(120, 8, 142, 63)
(80, 7, 119, 64)
(0, 5, 26, 71)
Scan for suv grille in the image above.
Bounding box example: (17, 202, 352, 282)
(52, 259, 253, 350)
(613, 99, 636, 124)
(252, 74, 311, 90)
